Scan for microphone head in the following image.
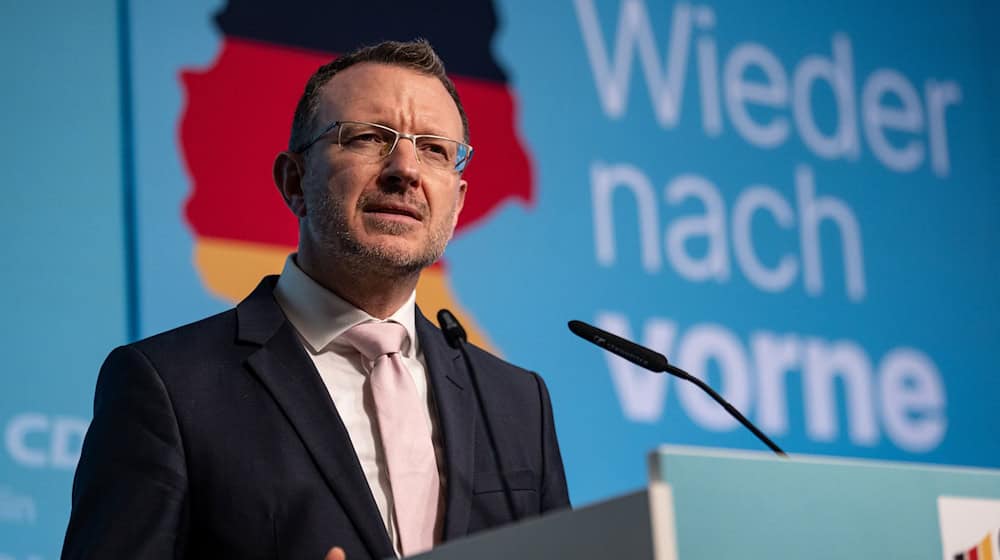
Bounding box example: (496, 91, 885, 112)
(437, 309, 468, 349)
(568, 319, 670, 374)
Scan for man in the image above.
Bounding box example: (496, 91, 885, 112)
(63, 40, 570, 559)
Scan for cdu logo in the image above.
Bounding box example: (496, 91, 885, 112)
(3, 413, 88, 470)
(950, 531, 998, 560)
(939, 497, 1000, 560)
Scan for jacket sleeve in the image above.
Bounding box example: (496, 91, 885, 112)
(62, 345, 189, 559)
(533, 372, 571, 512)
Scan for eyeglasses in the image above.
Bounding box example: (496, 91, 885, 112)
(294, 120, 474, 173)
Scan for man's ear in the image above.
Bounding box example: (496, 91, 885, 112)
(453, 178, 468, 226)
(273, 151, 307, 217)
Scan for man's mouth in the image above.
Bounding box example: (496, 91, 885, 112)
(363, 202, 424, 222)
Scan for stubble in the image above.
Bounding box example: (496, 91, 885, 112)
(308, 182, 458, 278)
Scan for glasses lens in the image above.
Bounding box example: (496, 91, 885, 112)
(455, 144, 472, 172)
(415, 136, 466, 170)
(338, 122, 396, 158)
(336, 122, 472, 172)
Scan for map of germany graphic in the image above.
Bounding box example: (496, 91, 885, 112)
(179, 0, 536, 349)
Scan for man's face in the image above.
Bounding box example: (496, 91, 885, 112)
(298, 63, 467, 276)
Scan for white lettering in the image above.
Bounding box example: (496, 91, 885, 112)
(862, 69, 925, 172)
(4, 413, 89, 470)
(575, 0, 693, 126)
(596, 311, 676, 422)
(803, 338, 878, 445)
(732, 185, 798, 292)
(925, 79, 962, 178)
(51, 417, 88, 469)
(878, 348, 947, 452)
(723, 42, 790, 148)
(751, 331, 800, 435)
(675, 324, 752, 431)
(664, 174, 729, 282)
(693, 5, 722, 136)
(576, 3, 962, 176)
(0, 487, 37, 524)
(591, 161, 661, 273)
(590, 164, 864, 300)
(792, 33, 859, 160)
(797, 164, 866, 301)
(4, 414, 48, 468)
(603, 314, 946, 452)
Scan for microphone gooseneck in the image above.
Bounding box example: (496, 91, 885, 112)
(568, 319, 787, 457)
(436, 309, 520, 521)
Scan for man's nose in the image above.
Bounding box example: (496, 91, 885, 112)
(380, 137, 421, 188)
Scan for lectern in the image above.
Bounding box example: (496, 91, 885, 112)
(413, 446, 1000, 559)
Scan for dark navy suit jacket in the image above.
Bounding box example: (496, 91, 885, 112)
(63, 277, 570, 559)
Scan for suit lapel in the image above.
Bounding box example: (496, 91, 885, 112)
(416, 309, 476, 540)
(237, 277, 394, 560)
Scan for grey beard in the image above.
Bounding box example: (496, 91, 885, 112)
(309, 188, 453, 278)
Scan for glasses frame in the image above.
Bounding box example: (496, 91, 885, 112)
(294, 120, 474, 173)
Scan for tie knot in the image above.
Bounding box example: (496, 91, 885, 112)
(341, 321, 409, 362)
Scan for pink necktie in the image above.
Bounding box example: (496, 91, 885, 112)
(341, 322, 441, 556)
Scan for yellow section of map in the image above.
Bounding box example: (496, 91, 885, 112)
(194, 236, 496, 352)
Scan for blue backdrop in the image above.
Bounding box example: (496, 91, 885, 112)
(2, 1, 998, 557)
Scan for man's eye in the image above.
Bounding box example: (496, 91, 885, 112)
(420, 141, 450, 156)
(347, 133, 385, 143)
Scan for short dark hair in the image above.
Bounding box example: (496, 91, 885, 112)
(288, 39, 469, 152)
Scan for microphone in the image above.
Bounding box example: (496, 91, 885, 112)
(568, 320, 670, 374)
(436, 309, 519, 522)
(437, 308, 467, 349)
(568, 319, 786, 456)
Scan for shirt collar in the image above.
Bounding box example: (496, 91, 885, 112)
(273, 255, 418, 357)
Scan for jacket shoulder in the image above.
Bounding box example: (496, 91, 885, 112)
(132, 307, 236, 346)
(126, 308, 242, 368)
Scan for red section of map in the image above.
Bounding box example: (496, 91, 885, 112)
(180, 38, 533, 247)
